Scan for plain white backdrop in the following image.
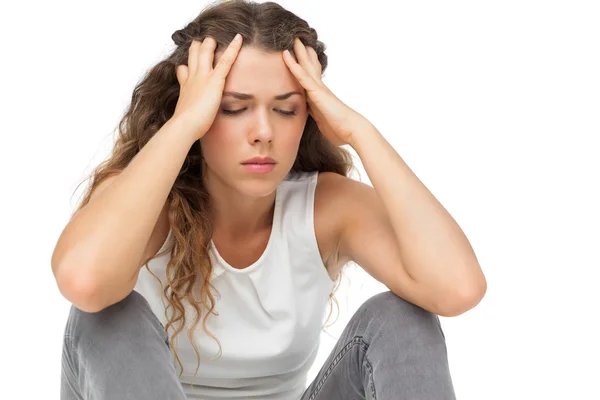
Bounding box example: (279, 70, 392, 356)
(1, 0, 599, 398)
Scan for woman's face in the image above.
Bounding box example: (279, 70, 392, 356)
(200, 45, 309, 197)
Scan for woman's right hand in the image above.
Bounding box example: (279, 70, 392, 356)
(172, 34, 244, 140)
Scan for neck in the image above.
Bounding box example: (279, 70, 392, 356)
(204, 174, 276, 241)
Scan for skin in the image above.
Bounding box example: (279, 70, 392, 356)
(196, 39, 485, 314)
(200, 46, 309, 245)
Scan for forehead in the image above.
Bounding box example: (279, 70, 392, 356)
(218, 46, 303, 97)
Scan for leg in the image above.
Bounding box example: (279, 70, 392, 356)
(60, 290, 187, 400)
(301, 291, 456, 400)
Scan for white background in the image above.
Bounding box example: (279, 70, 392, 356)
(1, 0, 599, 398)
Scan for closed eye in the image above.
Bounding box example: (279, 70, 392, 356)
(221, 108, 296, 116)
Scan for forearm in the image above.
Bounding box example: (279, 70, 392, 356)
(53, 117, 197, 303)
(352, 124, 486, 299)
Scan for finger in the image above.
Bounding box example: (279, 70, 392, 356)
(187, 40, 198, 76)
(198, 37, 217, 76)
(175, 64, 188, 86)
(212, 33, 244, 81)
(307, 46, 322, 76)
(293, 38, 318, 78)
(283, 49, 319, 93)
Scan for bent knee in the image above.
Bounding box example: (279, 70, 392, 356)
(64, 290, 164, 349)
(357, 291, 446, 341)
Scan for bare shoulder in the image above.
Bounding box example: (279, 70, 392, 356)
(314, 171, 369, 279)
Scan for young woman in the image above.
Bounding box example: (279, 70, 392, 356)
(53, 1, 486, 398)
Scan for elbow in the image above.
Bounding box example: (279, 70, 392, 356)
(437, 279, 487, 317)
(54, 263, 108, 313)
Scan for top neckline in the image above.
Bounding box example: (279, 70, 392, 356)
(209, 183, 282, 274)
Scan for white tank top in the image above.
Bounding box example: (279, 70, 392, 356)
(134, 171, 336, 399)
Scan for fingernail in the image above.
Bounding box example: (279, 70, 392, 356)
(234, 33, 242, 42)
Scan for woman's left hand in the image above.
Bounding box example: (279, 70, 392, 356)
(283, 38, 369, 147)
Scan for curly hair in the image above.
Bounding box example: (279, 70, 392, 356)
(71, 0, 355, 377)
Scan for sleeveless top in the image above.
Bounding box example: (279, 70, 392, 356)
(134, 171, 336, 399)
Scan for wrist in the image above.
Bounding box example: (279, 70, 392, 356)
(165, 115, 203, 144)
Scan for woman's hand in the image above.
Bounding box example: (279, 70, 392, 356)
(282, 38, 371, 147)
(173, 34, 244, 140)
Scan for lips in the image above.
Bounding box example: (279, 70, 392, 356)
(242, 162, 275, 174)
(241, 157, 276, 164)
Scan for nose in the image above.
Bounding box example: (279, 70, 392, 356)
(248, 107, 274, 144)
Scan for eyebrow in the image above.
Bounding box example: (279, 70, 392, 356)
(222, 91, 303, 100)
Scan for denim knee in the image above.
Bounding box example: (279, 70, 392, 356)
(64, 290, 168, 351)
(353, 290, 446, 343)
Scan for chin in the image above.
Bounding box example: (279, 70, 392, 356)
(236, 168, 288, 196)
(235, 179, 278, 198)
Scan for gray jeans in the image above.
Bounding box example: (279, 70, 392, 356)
(61, 290, 456, 399)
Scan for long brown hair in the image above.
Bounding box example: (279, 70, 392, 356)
(72, 0, 355, 376)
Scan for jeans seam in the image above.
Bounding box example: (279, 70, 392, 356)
(308, 336, 369, 400)
(63, 334, 76, 352)
(62, 333, 85, 399)
(364, 354, 376, 399)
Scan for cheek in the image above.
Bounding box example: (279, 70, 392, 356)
(202, 119, 242, 147)
(282, 128, 305, 156)
(292, 119, 307, 144)
(199, 131, 235, 167)
(293, 126, 305, 144)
